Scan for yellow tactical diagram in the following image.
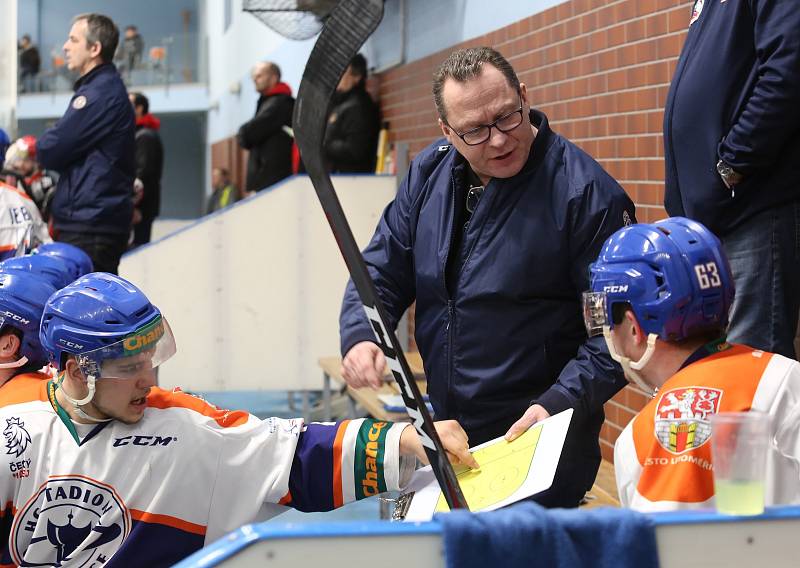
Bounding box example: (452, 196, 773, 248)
(435, 424, 543, 512)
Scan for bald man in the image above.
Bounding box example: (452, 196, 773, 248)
(237, 61, 295, 193)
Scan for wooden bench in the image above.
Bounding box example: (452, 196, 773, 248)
(581, 459, 620, 508)
(318, 353, 425, 422)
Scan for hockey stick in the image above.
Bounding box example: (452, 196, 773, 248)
(293, 0, 468, 510)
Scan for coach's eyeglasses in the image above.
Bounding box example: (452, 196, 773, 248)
(446, 92, 524, 146)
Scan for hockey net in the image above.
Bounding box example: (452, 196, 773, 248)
(242, 0, 340, 40)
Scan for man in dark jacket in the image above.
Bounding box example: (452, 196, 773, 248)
(18, 35, 40, 93)
(324, 53, 380, 172)
(36, 13, 135, 274)
(129, 92, 164, 247)
(664, 1, 800, 359)
(237, 62, 294, 193)
(339, 47, 635, 508)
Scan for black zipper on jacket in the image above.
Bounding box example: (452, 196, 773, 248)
(443, 175, 459, 418)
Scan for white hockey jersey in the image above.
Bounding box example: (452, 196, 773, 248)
(0, 377, 413, 566)
(0, 181, 50, 259)
(614, 343, 800, 512)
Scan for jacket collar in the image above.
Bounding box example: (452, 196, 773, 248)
(261, 81, 292, 97)
(73, 62, 115, 90)
(521, 109, 553, 176)
(135, 113, 161, 130)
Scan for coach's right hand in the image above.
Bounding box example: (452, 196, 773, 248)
(341, 341, 386, 389)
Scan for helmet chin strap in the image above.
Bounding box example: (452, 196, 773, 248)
(603, 326, 659, 397)
(0, 355, 28, 369)
(59, 374, 112, 424)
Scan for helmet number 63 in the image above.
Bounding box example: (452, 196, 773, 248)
(694, 262, 721, 289)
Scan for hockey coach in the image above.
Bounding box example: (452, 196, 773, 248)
(339, 46, 636, 508)
(37, 13, 135, 275)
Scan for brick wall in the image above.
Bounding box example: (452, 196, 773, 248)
(377, 0, 694, 462)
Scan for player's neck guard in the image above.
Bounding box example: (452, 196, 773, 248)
(59, 374, 111, 424)
(0, 355, 28, 369)
(603, 326, 658, 397)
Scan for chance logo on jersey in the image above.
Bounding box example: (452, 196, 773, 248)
(11, 476, 131, 567)
(654, 386, 722, 454)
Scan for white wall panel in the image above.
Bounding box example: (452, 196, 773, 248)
(0, 0, 17, 135)
(120, 175, 396, 392)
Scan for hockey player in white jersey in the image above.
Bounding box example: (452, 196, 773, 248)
(0, 272, 477, 566)
(0, 180, 50, 260)
(583, 217, 800, 511)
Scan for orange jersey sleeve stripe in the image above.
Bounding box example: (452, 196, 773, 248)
(0, 374, 49, 407)
(332, 419, 350, 508)
(130, 509, 207, 536)
(146, 387, 250, 428)
(0, 181, 35, 202)
(278, 491, 292, 506)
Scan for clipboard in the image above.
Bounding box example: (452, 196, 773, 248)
(403, 408, 573, 521)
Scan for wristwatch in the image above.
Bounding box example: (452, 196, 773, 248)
(716, 159, 744, 189)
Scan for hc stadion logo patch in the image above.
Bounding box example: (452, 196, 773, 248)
(11, 476, 130, 567)
(654, 386, 722, 454)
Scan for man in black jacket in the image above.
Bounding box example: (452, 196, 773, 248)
(36, 13, 135, 275)
(18, 35, 40, 93)
(324, 53, 380, 173)
(663, 0, 800, 359)
(129, 92, 164, 247)
(237, 62, 294, 194)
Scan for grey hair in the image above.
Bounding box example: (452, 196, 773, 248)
(73, 13, 119, 63)
(432, 47, 520, 121)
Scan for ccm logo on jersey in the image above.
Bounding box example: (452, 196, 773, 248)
(603, 285, 629, 293)
(1, 310, 30, 325)
(113, 435, 176, 447)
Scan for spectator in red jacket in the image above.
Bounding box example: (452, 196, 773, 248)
(237, 62, 294, 193)
(129, 92, 163, 247)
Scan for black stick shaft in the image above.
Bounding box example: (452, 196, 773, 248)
(293, 0, 468, 510)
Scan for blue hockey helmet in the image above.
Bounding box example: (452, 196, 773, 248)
(0, 271, 57, 370)
(0, 254, 73, 290)
(40, 273, 176, 377)
(0, 128, 9, 162)
(34, 242, 94, 282)
(584, 217, 734, 342)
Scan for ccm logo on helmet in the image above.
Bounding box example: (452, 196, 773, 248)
(1, 311, 30, 325)
(113, 435, 176, 447)
(58, 339, 84, 349)
(603, 285, 629, 293)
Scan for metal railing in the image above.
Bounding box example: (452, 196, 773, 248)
(18, 32, 207, 94)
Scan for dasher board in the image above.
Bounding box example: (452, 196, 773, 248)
(173, 505, 800, 568)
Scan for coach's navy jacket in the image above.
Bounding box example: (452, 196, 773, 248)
(340, 111, 633, 504)
(664, 0, 800, 236)
(37, 63, 135, 235)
